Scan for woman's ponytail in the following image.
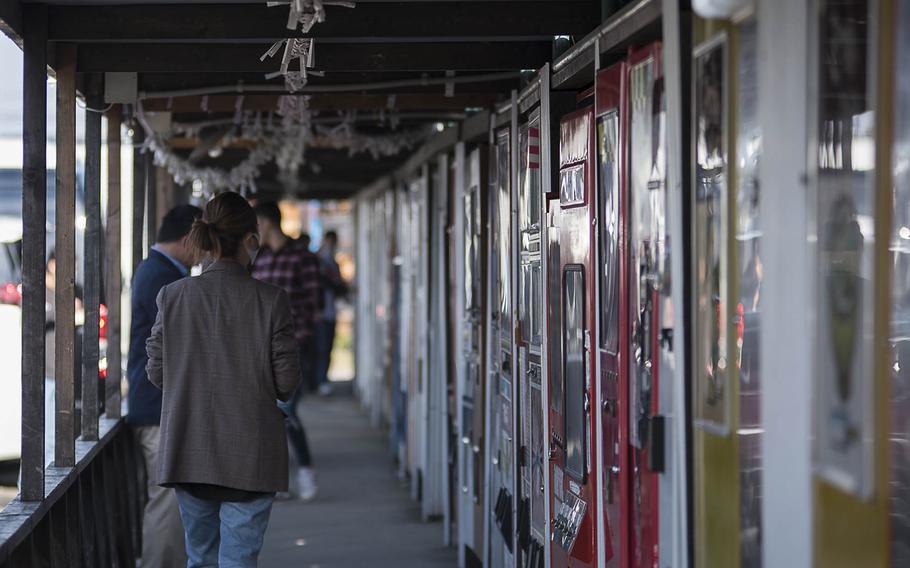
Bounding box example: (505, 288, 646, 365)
(188, 218, 222, 258)
(187, 192, 258, 260)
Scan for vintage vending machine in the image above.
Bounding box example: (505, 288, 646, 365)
(459, 146, 488, 566)
(593, 60, 629, 568)
(487, 123, 518, 566)
(516, 111, 547, 566)
(625, 43, 666, 568)
(690, 16, 763, 567)
(404, 173, 430, 499)
(549, 106, 599, 568)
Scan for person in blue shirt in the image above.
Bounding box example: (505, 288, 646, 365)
(127, 204, 201, 568)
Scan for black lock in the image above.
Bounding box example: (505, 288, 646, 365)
(647, 414, 665, 473)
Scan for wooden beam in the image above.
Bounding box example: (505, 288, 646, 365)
(105, 106, 123, 420)
(48, 2, 597, 42)
(55, 43, 78, 465)
(20, 3, 47, 502)
(138, 71, 519, 95)
(81, 73, 103, 439)
(141, 93, 500, 113)
(0, 0, 23, 48)
(551, 0, 661, 89)
(76, 42, 553, 73)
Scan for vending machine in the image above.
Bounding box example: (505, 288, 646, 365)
(593, 60, 629, 568)
(459, 146, 488, 566)
(626, 43, 666, 568)
(549, 106, 599, 568)
(487, 124, 517, 566)
(516, 111, 547, 566)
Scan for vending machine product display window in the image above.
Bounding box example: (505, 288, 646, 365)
(548, 211, 564, 415)
(598, 112, 621, 356)
(693, 37, 730, 433)
(734, 18, 764, 568)
(891, 1, 910, 562)
(563, 265, 587, 481)
(813, 0, 875, 499)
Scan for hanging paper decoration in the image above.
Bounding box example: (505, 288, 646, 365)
(315, 120, 432, 160)
(267, 0, 356, 33)
(263, 0, 355, 91)
(135, 95, 432, 198)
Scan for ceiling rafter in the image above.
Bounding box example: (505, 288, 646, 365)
(0, 0, 608, 197)
(47, 1, 597, 42)
(76, 41, 553, 73)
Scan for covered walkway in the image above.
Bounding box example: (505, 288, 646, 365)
(2, 1, 910, 567)
(260, 382, 454, 568)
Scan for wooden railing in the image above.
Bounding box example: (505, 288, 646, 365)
(0, 6, 137, 566)
(0, 418, 146, 567)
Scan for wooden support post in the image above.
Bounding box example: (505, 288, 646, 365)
(20, 3, 48, 501)
(81, 72, 102, 440)
(105, 105, 123, 420)
(145, 153, 157, 248)
(131, 128, 145, 272)
(55, 43, 78, 465)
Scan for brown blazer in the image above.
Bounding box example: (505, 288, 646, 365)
(146, 260, 301, 493)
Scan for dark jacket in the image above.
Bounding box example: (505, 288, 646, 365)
(146, 261, 301, 492)
(127, 249, 186, 425)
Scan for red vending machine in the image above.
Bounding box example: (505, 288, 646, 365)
(549, 106, 598, 568)
(594, 61, 629, 568)
(626, 43, 664, 568)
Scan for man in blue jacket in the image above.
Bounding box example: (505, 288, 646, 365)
(127, 204, 201, 568)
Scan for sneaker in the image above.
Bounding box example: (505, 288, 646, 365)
(296, 467, 318, 501)
(317, 383, 332, 397)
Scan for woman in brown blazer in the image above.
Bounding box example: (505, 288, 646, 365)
(146, 191, 300, 567)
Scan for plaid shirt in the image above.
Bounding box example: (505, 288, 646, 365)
(252, 238, 322, 344)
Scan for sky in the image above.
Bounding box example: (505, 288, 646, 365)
(0, 35, 86, 168)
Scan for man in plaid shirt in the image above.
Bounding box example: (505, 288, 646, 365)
(252, 201, 322, 500)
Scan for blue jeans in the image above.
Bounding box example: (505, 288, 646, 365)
(174, 488, 275, 568)
(276, 343, 314, 467)
(278, 383, 312, 467)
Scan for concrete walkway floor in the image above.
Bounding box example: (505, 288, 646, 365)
(259, 382, 456, 568)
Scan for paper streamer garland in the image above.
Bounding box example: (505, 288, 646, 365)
(136, 96, 432, 197)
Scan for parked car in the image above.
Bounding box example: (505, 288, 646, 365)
(0, 168, 108, 469)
